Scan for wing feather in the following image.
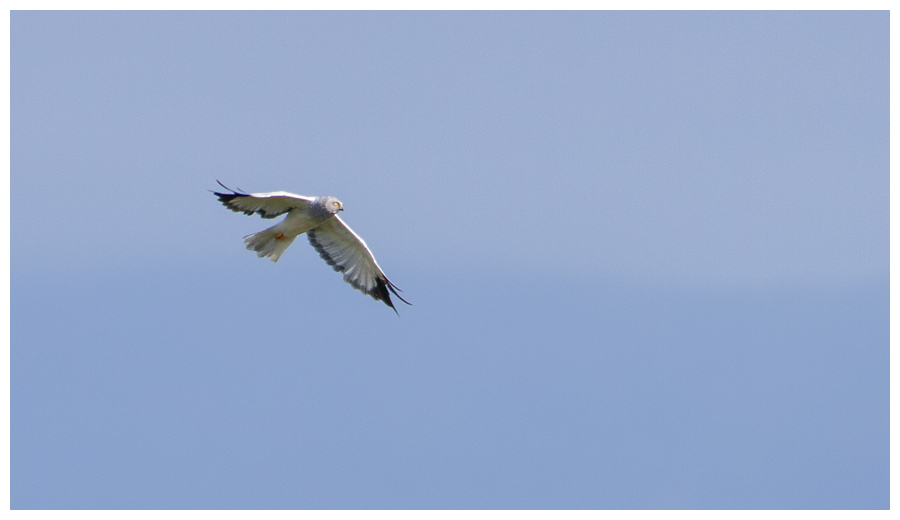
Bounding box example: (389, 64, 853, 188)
(307, 216, 411, 312)
(212, 181, 314, 219)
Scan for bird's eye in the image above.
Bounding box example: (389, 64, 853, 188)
(333, 202, 339, 206)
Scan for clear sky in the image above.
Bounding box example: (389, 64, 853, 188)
(10, 11, 888, 509)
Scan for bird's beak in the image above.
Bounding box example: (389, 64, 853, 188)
(339, 204, 344, 211)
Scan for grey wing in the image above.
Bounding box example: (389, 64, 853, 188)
(213, 181, 315, 219)
(307, 216, 411, 312)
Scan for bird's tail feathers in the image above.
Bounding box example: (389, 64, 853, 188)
(243, 226, 296, 263)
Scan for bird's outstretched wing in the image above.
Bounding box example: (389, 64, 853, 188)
(307, 216, 411, 312)
(212, 180, 315, 219)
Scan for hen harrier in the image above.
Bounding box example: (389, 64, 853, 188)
(213, 181, 410, 313)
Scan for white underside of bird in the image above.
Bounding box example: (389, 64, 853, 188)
(243, 209, 319, 263)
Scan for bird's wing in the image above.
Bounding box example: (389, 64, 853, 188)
(307, 215, 411, 312)
(212, 181, 315, 219)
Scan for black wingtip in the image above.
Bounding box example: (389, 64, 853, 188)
(383, 294, 402, 317)
(212, 180, 247, 196)
(381, 279, 411, 317)
(384, 276, 412, 305)
(212, 181, 272, 218)
(367, 276, 409, 315)
(387, 283, 412, 307)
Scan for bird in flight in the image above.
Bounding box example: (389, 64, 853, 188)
(213, 181, 410, 313)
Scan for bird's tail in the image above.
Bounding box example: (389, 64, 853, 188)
(243, 226, 296, 263)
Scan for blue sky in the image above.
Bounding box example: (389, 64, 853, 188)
(10, 11, 888, 509)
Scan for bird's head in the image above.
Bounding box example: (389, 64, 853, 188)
(321, 196, 344, 214)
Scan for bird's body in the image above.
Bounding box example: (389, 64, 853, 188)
(241, 197, 336, 262)
(213, 182, 410, 312)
